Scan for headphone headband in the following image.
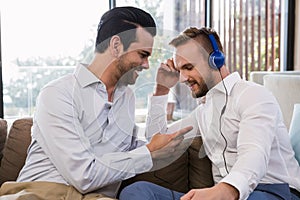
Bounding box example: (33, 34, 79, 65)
(208, 34, 219, 52)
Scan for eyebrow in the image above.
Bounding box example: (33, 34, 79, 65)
(140, 50, 151, 57)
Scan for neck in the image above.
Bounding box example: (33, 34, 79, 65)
(88, 52, 119, 102)
(209, 66, 230, 89)
(217, 66, 230, 81)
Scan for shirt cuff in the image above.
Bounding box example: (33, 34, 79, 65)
(147, 94, 168, 114)
(220, 171, 252, 200)
(129, 145, 153, 173)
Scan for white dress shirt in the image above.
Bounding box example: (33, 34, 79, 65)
(17, 64, 153, 197)
(146, 72, 300, 199)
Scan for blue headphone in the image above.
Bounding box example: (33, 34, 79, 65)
(208, 34, 225, 70)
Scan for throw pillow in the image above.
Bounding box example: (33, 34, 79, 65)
(290, 104, 300, 165)
(0, 119, 8, 164)
(0, 118, 33, 186)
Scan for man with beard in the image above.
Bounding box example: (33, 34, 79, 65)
(119, 27, 300, 200)
(0, 7, 192, 200)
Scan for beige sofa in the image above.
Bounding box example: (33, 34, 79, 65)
(249, 71, 300, 85)
(0, 117, 214, 195)
(249, 71, 300, 129)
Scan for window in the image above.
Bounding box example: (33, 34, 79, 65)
(212, 0, 284, 79)
(1, 0, 109, 120)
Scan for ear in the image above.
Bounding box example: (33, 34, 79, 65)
(109, 35, 123, 57)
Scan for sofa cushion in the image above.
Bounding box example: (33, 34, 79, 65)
(188, 137, 214, 189)
(0, 118, 33, 186)
(0, 119, 8, 164)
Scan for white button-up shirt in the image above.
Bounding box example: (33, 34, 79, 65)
(146, 72, 300, 199)
(17, 64, 153, 197)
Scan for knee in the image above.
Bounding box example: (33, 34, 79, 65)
(119, 181, 155, 200)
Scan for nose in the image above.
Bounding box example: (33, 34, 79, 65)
(141, 58, 149, 69)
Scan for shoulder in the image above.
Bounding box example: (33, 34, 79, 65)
(232, 80, 280, 115)
(41, 74, 75, 93)
(234, 80, 275, 102)
(37, 74, 77, 106)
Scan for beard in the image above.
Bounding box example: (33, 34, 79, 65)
(187, 78, 209, 98)
(192, 83, 209, 98)
(118, 66, 139, 86)
(116, 53, 144, 86)
(190, 69, 215, 98)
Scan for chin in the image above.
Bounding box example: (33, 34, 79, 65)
(127, 79, 137, 85)
(128, 73, 138, 85)
(119, 75, 137, 86)
(192, 92, 201, 98)
(192, 90, 207, 98)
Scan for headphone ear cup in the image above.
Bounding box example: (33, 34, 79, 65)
(208, 50, 225, 70)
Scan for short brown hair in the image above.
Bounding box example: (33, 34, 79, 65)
(169, 27, 224, 56)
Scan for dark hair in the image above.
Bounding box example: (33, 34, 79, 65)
(169, 27, 223, 55)
(95, 6, 157, 53)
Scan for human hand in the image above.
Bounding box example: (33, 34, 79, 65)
(146, 125, 193, 153)
(154, 58, 179, 96)
(147, 126, 193, 170)
(180, 182, 239, 200)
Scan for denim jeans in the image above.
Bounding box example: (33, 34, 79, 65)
(119, 181, 300, 200)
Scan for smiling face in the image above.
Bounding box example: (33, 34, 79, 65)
(117, 27, 154, 85)
(174, 40, 215, 98)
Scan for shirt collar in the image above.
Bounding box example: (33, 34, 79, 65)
(74, 63, 102, 88)
(74, 63, 128, 101)
(209, 72, 241, 96)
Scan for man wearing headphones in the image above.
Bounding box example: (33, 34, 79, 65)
(119, 27, 300, 200)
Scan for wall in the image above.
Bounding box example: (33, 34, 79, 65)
(295, 0, 300, 70)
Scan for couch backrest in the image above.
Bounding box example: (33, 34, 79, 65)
(250, 71, 300, 85)
(263, 75, 300, 129)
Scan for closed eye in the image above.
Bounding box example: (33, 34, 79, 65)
(181, 63, 194, 70)
(139, 51, 150, 59)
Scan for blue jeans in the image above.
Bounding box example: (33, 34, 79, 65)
(119, 181, 300, 200)
(119, 181, 184, 200)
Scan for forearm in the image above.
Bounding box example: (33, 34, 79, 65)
(220, 146, 269, 199)
(153, 84, 170, 96)
(145, 94, 169, 139)
(216, 182, 239, 200)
